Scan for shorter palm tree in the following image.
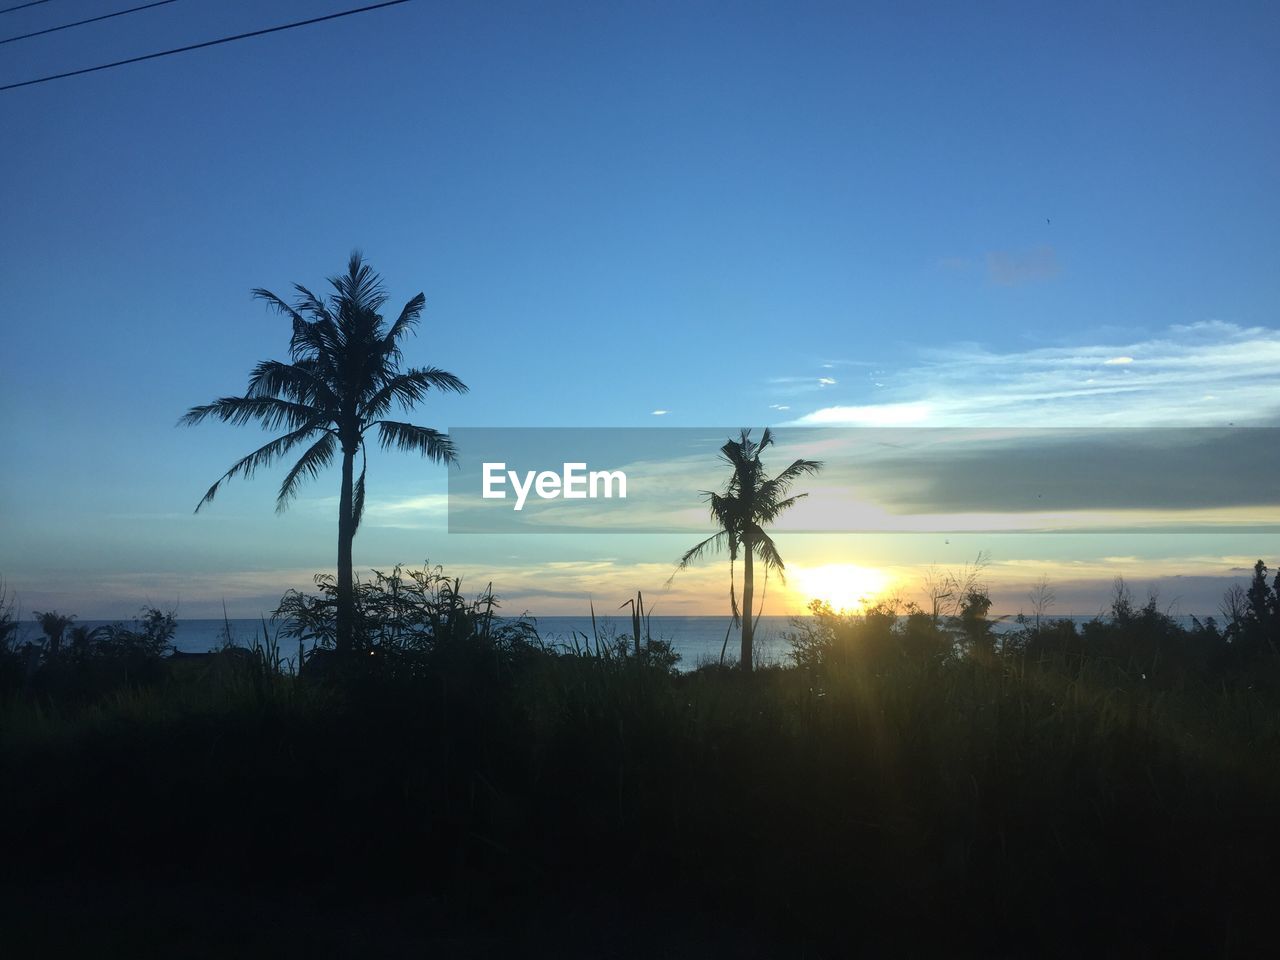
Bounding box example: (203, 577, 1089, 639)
(34, 610, 75, 655)
(673, 429, 822, 671)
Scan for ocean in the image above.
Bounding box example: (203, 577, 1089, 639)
(12, 615, 803, 669)
(14, 612, 1211, 671)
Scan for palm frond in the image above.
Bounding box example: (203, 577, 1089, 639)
(195, 424, 324, 511)
(246, 359, 339, 409)
(275, 431, 338, 511)
(291, 283, 335, 324)
(758, 458, 824, 503)
(360, 367, 469, 420)
(719, 437, 748, 469)
(381, 292, 426, 363)
(351, 442, 367, 533)
(178, 396, 323, 432)
(674, 530, 728, 572)
(751, 530, 788, 580)
(705, 492, 744, 552)
(285, 317, 334, 365)
(755, 492, 808, 525)
(727, 555, 741, 626)
(331, 252, 387, 318)
(373, 421, 456, 464)
(251, 287, 307, 327)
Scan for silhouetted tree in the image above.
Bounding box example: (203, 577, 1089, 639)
(0, 578, 17, 651)
(959, 586, 996, 657)
(1273, 567, 1280, 625)
(1233, 560, 1280, 661)
(1027, 575, 1056, 631)
(34, 610, 74, 655)
(181, 253, 467, 652)
(673, 429, 822, 671)
(1221, 582, 1248, 632)
(1110, 576, 1135, 624)
(920, 565, 953, 626)
(65, 623, 110, 663)
(1246, 561, 1274, 629)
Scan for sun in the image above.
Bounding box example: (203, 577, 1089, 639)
(791, 564, 892, 612)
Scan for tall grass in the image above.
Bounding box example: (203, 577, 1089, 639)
(2, 573, 1278, 954)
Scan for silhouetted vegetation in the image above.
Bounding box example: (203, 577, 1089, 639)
(180, 252, 467, 653)
(2, 564, 1279, 956)
(2, 606, 178, 699)
(673, 428, 822, 671)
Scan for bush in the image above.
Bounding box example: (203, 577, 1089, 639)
(22, 607, 176, 698)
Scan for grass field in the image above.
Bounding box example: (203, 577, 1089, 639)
(3, 575, 1279, 956)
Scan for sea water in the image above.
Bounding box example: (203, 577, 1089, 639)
(14, 613, 1209, 672)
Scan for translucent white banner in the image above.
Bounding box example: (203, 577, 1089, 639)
(445, 427, 1280, 534)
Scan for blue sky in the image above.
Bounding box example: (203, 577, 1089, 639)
(1, 0, 1277, 618)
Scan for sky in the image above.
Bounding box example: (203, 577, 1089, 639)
(1, 0, 1277, 620)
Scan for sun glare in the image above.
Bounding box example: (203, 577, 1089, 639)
(791, 564, 892, 612)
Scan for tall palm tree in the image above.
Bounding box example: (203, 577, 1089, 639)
(181, 252, 467, 653)
(673, 429, 822, 671)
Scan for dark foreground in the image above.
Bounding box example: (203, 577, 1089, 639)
(3, 588, 1280, 957)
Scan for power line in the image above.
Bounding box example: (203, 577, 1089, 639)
(2, 0, 180, 46)
(0, 0, 413, 92)
(0, 0, 53, 15)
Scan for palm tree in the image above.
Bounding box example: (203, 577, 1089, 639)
(181, 252, 467, 653)
(34, 610, 75, 655)
(673, 429, 822, 671)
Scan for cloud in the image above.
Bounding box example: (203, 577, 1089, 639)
(370, 494, 450, 515)
(769, 404, 791, 411)
(1103, 356, 1134, 365)
(791, 322, 1280, 429)
(797, 401, 932, 426)
(769, 372, 851, 396)
(343, 493, 450, 530)
(815, 359, 879, 369)
(973, 552, 1280, 615)
(769, 376, 826, 391)
(986, 245, 1060, 286)
(846, 428, 1280, 514)
(651, 409, 669, 416)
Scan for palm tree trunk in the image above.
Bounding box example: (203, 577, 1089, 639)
(336, 445, 355, 653)
(740, 537, 754, 672)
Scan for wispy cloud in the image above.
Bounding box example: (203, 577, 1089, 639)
(841, 429, 1280, 515)
(791, 321, 1280, 428)
(769, 374, 841, 396)
(798, 401, 932, 426)
(651, 409, 669, 416)
(347, 493, 451, 530)
(814, 359, 878, 369)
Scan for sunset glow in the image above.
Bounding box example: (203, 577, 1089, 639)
(790, 563, 893, 612)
